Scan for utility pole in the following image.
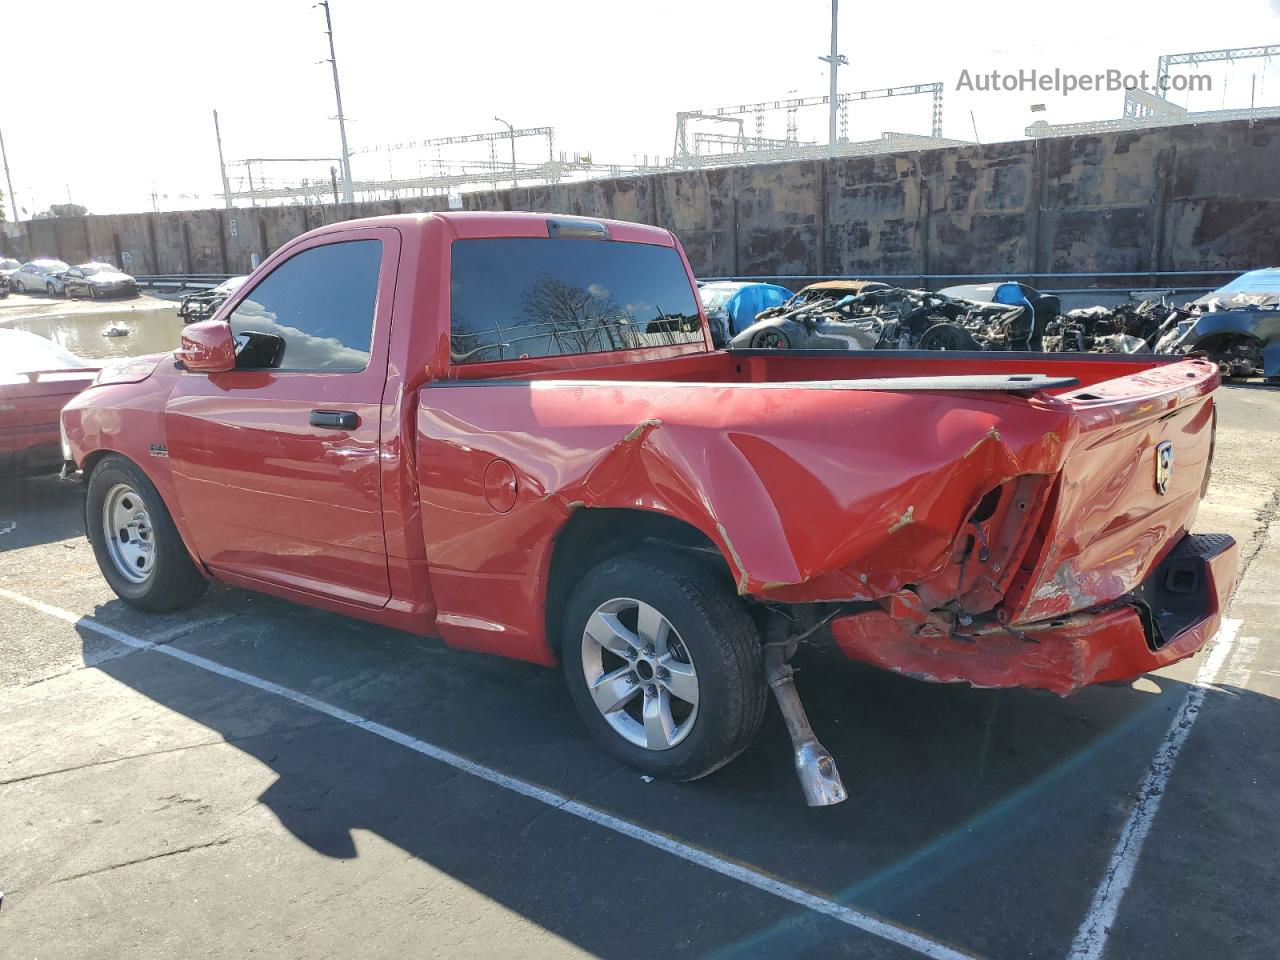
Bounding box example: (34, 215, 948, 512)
(317, 1, 354, 202)
(213, 109, 232, 210)
(818, 1, 846, 155)
(494, 116, 517, 188)
(0, 124, 19, 222)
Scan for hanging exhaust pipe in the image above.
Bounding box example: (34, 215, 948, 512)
(764, 639, 848, 807)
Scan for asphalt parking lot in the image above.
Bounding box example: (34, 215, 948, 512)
(2, 384, 1278, 960)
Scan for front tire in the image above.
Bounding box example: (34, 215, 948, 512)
(562, 550, 766, 781)
(85, 455, 208, 611)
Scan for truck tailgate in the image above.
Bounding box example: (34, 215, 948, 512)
(1002, 357, 1219, 624)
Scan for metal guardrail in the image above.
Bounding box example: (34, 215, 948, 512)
(699, 269, 1244, 294)
(134, 274, 235, 292)
(131, 268, 1249, 301)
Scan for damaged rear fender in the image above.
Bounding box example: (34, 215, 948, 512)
(415, 383, 1076, 659)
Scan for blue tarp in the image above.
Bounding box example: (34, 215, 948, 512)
(704, 283, 793, 335)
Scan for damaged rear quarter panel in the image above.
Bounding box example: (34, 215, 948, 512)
(414, 379, 1074, 661)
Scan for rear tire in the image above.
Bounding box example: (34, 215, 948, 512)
(562, 549, 766, 781)
(85, 454, 209, 611)
(919, 322, 981, 351)
(752, 328, 791, 349)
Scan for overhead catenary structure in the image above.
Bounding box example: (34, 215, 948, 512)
(1029, 43, 1280, 137)
(672, 82, 947, 168)
(219, 125, 673, 205)
(1125, 44, 1280, 117)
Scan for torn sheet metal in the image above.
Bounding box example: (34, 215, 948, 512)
(413, 355, 1220, 682)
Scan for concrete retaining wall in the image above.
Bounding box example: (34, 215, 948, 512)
(4, 117, 1278, 278)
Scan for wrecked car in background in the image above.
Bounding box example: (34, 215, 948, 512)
(178, 275, 250, 324)
(1046, 297, 1172, 355)
(1154, 268, 1280, 378)
(730, 279, 1051, 352)
(1045, 269, 1280, 376)
(63, 262, 139, 300)
(698, 280, 792, 348)
(936, 282, 1060, 351)
(61, 212, 1237, 806)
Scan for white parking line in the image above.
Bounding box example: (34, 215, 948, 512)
(1066, 617, 1244, 960)
(0, 586, 974, 960)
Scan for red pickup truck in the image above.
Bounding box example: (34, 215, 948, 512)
(60, 212, 1237, 805)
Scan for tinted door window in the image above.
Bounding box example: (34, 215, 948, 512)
(450, 237, 702, 364)
(229, 239, 382, 372)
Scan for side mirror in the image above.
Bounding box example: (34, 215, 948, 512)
(176, 320, 236, 373)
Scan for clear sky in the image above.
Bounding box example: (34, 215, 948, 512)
(3, 0, 1279, 218)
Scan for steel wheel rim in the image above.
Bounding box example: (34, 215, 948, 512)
(101, 483, 156, 584)
(580, 597, 699, 751)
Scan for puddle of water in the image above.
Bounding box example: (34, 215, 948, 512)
(1, 303, 185, 361)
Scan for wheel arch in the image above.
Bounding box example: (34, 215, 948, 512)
(544, 507, 737, 660)
(1191, 330, 1264, 353)
(82, 448, 207, 574)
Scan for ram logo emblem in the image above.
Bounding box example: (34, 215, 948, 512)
(1154, 441, 1174, 495)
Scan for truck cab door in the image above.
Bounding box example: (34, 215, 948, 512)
(164, 228, 400, 608)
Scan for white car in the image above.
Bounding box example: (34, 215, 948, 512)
(10, 259, 71, 297)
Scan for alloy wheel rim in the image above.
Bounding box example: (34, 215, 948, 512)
(580, 597, 699, 751)
(101, 483, 156, 584)
(757, 331, 787, 349)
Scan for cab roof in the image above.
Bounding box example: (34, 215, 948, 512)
(308, 210, 676, 246)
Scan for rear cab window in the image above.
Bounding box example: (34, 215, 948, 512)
(449, 236, 703, 365)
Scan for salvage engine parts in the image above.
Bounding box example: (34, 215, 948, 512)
(729, 281, 1045, 352)
(726, 270, 1279, 378)
(1045, 271, 1280, 378)
(1044, 299, 1178, 355)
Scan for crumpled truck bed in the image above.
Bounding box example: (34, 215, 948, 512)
(414, 356, 1224, 684)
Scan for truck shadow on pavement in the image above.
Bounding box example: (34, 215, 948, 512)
(0, 475, 84, 552)
(74, 598, 1256, 959)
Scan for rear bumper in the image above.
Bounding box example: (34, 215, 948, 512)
(830, 532, 1238, 696)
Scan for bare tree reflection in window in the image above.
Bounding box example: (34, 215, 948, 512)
(521, 274, 632, 356)
(450, 311, 511, 364)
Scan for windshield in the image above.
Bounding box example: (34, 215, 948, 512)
(0, 329, 85, 373)
(450, 237, 703, 364)
(0, 259, 19, 270)
(699, 284, 746, 310)
(79, 263, 115, 275)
